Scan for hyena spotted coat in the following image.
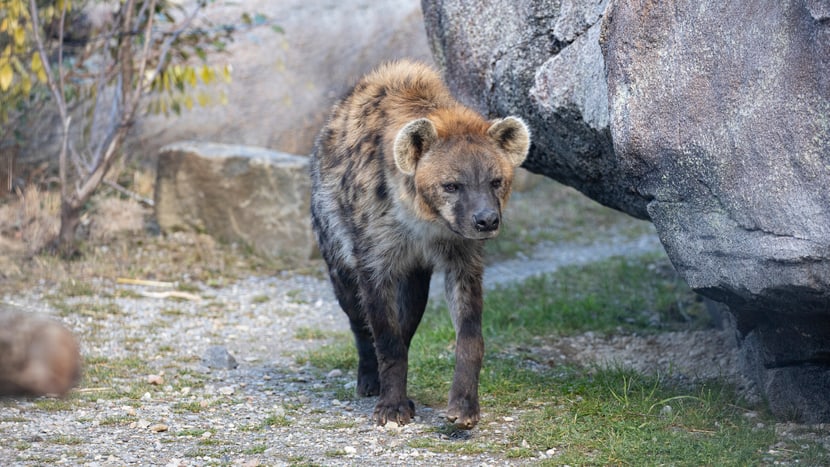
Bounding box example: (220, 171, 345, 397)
(310, 60, 530, 429)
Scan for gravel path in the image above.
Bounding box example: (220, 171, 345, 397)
(1, 233, 749, 466)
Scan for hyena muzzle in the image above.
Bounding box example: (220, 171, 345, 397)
(310, 60, 530, 429)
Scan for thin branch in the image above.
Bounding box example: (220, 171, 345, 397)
(28, 0, 70, 200)
(103, 180, 154, 207)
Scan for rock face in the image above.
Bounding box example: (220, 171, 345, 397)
(155, 142, 312, 265)
(601, 0, 830, 422)
(423, 0, 830, 421)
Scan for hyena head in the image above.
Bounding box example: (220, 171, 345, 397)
(394, 110, 531, 240)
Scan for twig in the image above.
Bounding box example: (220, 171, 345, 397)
(139, 291, 202, 301)
(103, 180, 155, 207)
(116, 278, 174, 288)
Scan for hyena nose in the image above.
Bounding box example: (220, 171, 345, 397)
(473, 210, 500, 232)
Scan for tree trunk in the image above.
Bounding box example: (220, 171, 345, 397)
(56, 199, 83, 257)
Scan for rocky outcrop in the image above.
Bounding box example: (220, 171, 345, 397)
(423, 0, 830, 421)
(601, 0, 830, 422)
(155, 142, 312, 266)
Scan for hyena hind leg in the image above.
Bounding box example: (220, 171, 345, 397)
(328, 266, 380, 397)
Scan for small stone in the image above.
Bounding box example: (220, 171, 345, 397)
(137, 419, 152, 429)
(150, 423, 169, 433)
(327, 369, 343, 378)
(344, 446, 357, 454)
(660, 405, 673, 418)
(201, 346, 238, 369)
(122, 406, 137, 417)
(219, 386, 235, 395)
(147, 374, 164, 385)
(502, 416, 514, 422)
(546, 448, 558, 456)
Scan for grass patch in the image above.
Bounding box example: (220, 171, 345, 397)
(297, 336, 356, 371)
(263, 414, 292, 428)
(245, 444, 267, 454)
(480, 253, 709, 342)
(57, 280, 98, 297)
(294, 326, 329, 340)
(302, 252, 827, 465)
(251, 294, 270, 304)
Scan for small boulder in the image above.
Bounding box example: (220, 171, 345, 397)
(155, 142, 313, 265)
(0, 306, 81, 397)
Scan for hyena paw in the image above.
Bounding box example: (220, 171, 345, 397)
(374, 398, 416, 426)
(446, 397, 480, 429)
(356, 371, 380, 397)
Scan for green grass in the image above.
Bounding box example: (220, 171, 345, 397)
(301, 252, 828, 465)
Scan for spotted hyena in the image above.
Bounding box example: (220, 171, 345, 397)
(310, 60, 530, 429)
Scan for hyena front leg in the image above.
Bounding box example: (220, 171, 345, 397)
(444, 259, 485, 429)
(397, 267, 432, 348)
(361, 273, 415, 426)
(328, 266, 379, 396)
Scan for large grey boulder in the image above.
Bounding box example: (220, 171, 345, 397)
(423, 0, 830, 421)
(155, 142, 312, 265)
(601, 0, 830, 421)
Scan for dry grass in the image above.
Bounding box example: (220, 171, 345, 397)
(0, 177, 291, 295)
(0, 186, 60, 256)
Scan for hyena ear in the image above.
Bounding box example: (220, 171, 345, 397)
(488, 116, 531, 167)
(394, 118, 438, 175)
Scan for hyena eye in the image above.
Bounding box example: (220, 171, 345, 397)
(443, 182, 460, 193)
(491, 178, 503, 189)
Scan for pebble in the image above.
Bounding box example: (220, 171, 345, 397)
(327, 369, 343, 378)
(219, 386, 235, 395)
(150, 424, 169, 433)
(147, 374, 164, 385)
(202, 346, 239, 369)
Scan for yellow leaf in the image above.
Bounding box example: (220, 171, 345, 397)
(14, 26, 25, 47)
(199, 65, 214, 85)
(0, 18, 8, 33)
(184, 94, 194, 110)
(219, 90, 228, 106)
(57, 0, 72, 13)
(185, 67, 196, 87)
(0, 63, 14, 92)
(37, 67, 47, 84)
(31, 52, 42, 74)
(222, 64, 232, 83)
(196, 91, 209, 107)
